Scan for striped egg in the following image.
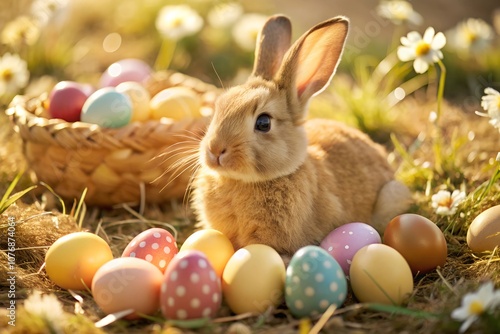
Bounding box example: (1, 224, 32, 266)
(122, 228, 178, 273)
(285, 246, 347, 318)
(160, 250, 222, 320)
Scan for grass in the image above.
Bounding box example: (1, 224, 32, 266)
(1, 1, 500, 333)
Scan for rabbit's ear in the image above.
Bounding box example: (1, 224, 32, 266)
(278, 17, 348, 106)
(251, 15, 292, 81)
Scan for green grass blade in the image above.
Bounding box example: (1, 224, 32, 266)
(0, 171, 23, 206)
(40, 182, 66, 215)
(0, 185, 37, 214)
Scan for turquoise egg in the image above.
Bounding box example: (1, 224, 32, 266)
(81, 88, 132, 128)
(285, 245, 347, 318)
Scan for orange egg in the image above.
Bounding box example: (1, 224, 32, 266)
(384, 214, 447, 274)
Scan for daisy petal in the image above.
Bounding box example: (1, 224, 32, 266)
(413, 58, 429, 74)
(406, 31, 422, 43)
(459, 315, 478, 334)
(484, 87, 500, 95)
(423, 27, 436, 43)
(432, 32, 447, 49)
(397, 46, 415, 61)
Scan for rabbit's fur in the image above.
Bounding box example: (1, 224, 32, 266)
(191, 15, 411, 255)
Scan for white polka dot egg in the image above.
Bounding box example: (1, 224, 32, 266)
(320, 222, 381, 277)
(122, 228, 178, 273)
(160, 250, 221, 320)
(285, 245, 347, 318)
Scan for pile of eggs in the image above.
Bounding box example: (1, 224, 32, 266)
(44, 206, 500, 322)
(46, 58, 204, 128)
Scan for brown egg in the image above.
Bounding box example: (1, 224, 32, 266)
(467, 205, 500, 252)
(383, 214, 447, 274)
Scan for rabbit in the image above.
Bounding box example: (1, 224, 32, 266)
(191, 15, 412, 255)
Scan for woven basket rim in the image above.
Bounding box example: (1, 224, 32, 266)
(6, 71, 216, 151)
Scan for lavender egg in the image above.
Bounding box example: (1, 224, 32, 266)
(320, 222, 381, 277)
(99, 58, 152, 87)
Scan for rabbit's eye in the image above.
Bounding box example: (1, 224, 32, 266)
(255, 114, 271, 132)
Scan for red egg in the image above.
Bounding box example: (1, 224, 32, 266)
(48, 81, 94, 122)
(384, 214, 447, 274)
(160, 250, 221, 320)
(122, 228, 178, 273)
(99, 59, 152, 87)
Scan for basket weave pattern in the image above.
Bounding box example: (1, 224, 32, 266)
(6, 71, 218, 206)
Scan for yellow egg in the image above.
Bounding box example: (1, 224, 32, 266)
(349, 244, 413, 305)
(116, 81, 151, 122)
(45, 232, 113, 290)
(179, 229, 234, 278)
(222, 244, 285, 314)
(149, 87, 202, 120)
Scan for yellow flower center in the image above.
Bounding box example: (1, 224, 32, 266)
(170, 17, 184, 28)
(415, 41, 431, 56)
(464, 30, 478, 44)
(1, 68, 13, 82)
(496, 96, 500, 109)
(438, 197, 453, 208)
(468, 300, 485, 315)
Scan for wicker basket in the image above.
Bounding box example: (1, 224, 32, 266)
(6, 71, 219, 207)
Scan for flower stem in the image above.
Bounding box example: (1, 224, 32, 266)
(436, 59, 446, 122)
(432, 59, 447, 175)
(154, 38, 176, 71)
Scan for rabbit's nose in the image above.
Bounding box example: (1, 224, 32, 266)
(206, 145, 227, 167)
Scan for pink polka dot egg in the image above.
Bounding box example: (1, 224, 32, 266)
(320, 222, 381, 277)
(122, 228, 178, 273)
(160, 250, 222, 320)
(285, 245, 347, 318)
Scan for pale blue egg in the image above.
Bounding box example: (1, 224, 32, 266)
(81, 88, 132, 128)
(285, 245, 347, 318)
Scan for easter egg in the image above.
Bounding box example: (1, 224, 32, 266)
(149, 87, 202, 120)
(467, 205, 500, 252)
(92, 257, 163, 320)
(285, 246, 347, 318)
(179, 229, 234, 278)
(99, 58, 152, 87)
(122, 228, 178, 273)
(350, 244, 413, 305)
(115, 81, 151, 122)
(160, 250, 221, 320)
(222, 244, 286, 314)
(384, 214, 447, 274)
(45, 232, 113, 290)
(320, 222, 381, 277)
(48, 81, 94, 122)
(81, 88, 132, 128)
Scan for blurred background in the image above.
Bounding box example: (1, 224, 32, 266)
(1, 0, 499, 140)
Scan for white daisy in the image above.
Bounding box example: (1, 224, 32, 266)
(397, 27, 446, 74)
(0, 53, 30, 97)
(207, 2, 243, 29)
(155, 5, 203, 41)
(476, 87, 500, 129)
(431, 189, 466, 216)
(24, 290, 67, 332)
(30, 0, 69, 26)
(446, 18, 494, 54)
(231, 13, 268, 51)
(377, 0, 423, 26)
(451, 282, 500, 333)
(1, 16, 40, 47)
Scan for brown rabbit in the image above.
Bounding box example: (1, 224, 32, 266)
(191, 15, 411, 255)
